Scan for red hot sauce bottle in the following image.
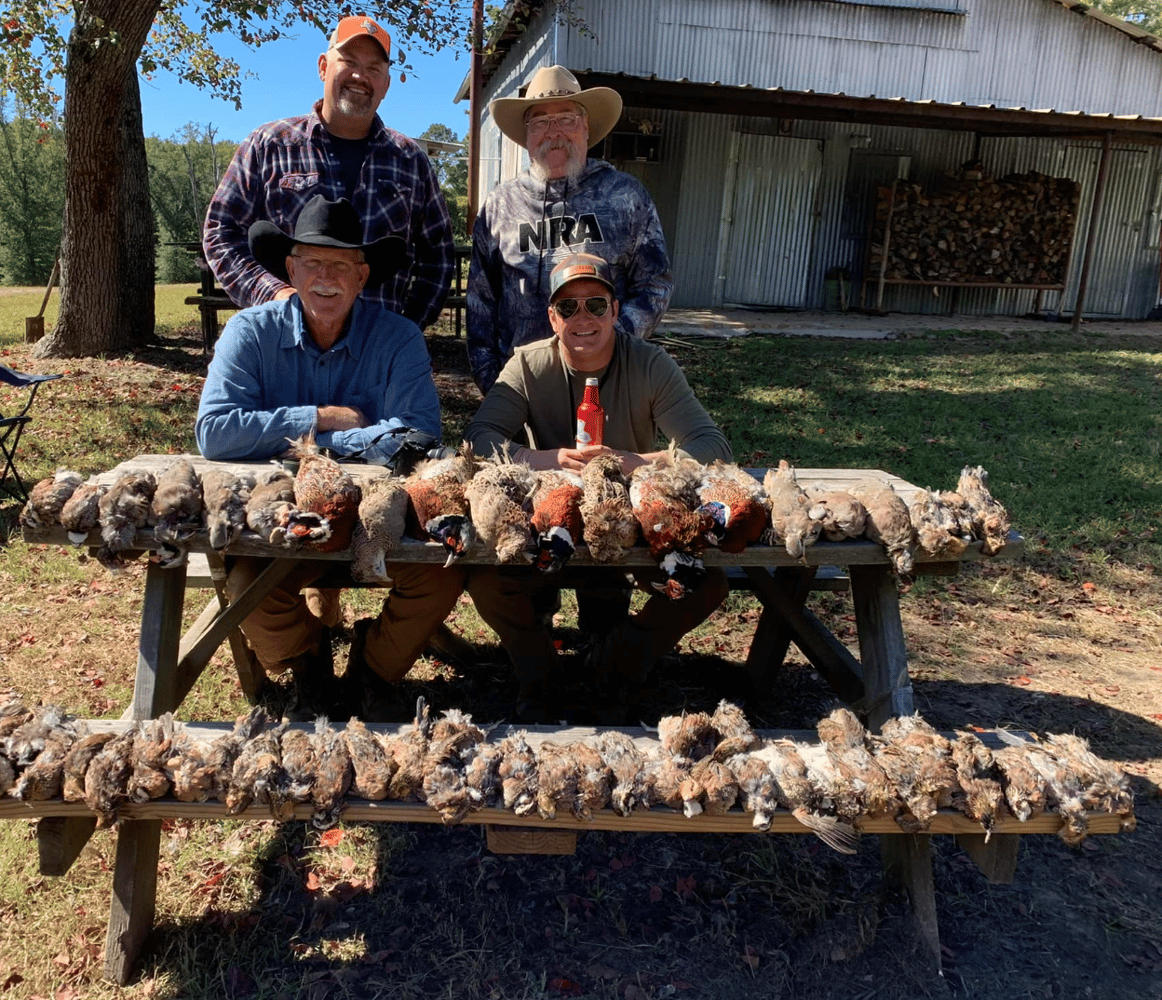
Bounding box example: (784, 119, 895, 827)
(575, 377, 605, 447)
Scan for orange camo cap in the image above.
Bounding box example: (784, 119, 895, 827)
(328, 15, 391, 60)
(549, 253, 615, 299)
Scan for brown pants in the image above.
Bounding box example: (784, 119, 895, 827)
(466, 564, 728, 686)
(225, 557, 465, 681)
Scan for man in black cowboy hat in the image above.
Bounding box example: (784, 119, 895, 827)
(195, 195, 464, 719)
(466, 65, 673, 395)
(203, 15, 454, 331)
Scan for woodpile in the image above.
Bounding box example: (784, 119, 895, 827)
(0, 699, 1135, 848)
(869, 170, 1079, 286)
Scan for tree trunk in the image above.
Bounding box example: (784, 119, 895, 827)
(34, 1, 161, 359)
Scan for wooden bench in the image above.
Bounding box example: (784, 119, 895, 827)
(184, 293, 236, 354)
(441, 243, 472, 338)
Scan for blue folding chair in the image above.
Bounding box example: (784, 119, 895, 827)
(0, 363, 63, 501)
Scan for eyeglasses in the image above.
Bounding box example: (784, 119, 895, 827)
(552, 295, 610, 320)
(525, 112, 583, 135)
(290, 253, 363, 278)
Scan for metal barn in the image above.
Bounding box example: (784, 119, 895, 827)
(458, 0, 1162, 319)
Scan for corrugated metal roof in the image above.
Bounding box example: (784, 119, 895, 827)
(1050, 0, 1162, 52)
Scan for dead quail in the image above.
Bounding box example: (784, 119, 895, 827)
(533, 741, 581, 820)
(201, 468, 253, 550)
(203, 706, 271, 803)
(150, 459, 204, 567)
(226, 720, 287, 817)
(657, 711, 718, 761)
(992, 741, 1048, 823)
(751, 740, 860, 853)
(594, 730, 646, 816)
(59, 478, 108, 544)
(429, 709, 486, 746)
(62, 731, 118, 802)
(710, 700, 760, 758)
(98, 471, 158, 567)
(762, 461, 826, 560)
(0, 696, 33, 749)
(343, 718, 396, 800)
(956, 465, 1011, 555)
(278, 726, 318, 808)
(496, 730, 538, 816)
(310, 716, 353, 829)
(84, 729, 136, 827)
(949, 732, 1004, 837)
(0, 755, 13, 796)
(20, 469, 84, 528)
(126, 714, 177, 803)
(290, 435, 361, 553)
(579, 451, 639, 563)
(529, 470, 585, 573)
(1016, 738, 1089, 844)
(464, 455, 537, 564)
(1044, 733, 1135, 832)
(642, 745, 692, 811)
(6, 704, 78, 768)
(908, 488, 971, 559)
(816, 708, 900, 821)
(385, 697, 433, 802)
(849, 479, 916, 576)
(572, 742, 613, 819)
(403, 442, 479, 565)
(806, 488, 869, 543)
(13, 722, 80, 802)
(463, 740, 504, 811)
(880, 714, 958, 816)
(680, 757, 738, 817)
(422, 725, 484, 825)
(697, 462, 768, 554)
(351, 478, 409, 583)
(727, 752, 782, 831)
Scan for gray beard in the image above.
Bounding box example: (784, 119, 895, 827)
(530, 155, 585, 184)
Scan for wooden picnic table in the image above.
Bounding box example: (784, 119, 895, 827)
(18, 454, 1028, 983)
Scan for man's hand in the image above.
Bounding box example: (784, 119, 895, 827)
(317, 405, 368, 432)
(516, 444, 651, 473)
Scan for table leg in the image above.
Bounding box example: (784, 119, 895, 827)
(849, 565, 941, 971)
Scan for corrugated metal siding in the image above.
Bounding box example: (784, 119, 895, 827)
(558, 0, 1162, 117)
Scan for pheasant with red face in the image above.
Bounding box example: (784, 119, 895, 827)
(530, 470, 585, 572)
(697, 462, 768, 553)
(290, 435, 361, 553)
(403, 443, 479, 565)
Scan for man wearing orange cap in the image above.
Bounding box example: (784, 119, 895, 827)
(204, 15, 454, 331)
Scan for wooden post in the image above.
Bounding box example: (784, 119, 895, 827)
(875, 179, 898, 313)
(1071, 132, 1113, 333)
(466, 0, 484, 237)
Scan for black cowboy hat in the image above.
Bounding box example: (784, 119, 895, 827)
(248, 195, 406, 286)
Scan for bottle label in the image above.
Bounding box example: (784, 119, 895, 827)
(576, 418, 591, 446)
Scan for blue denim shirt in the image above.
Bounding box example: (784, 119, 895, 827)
(196, 296, 441, 462)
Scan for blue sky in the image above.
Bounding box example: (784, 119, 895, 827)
(138, 25, 472, 144)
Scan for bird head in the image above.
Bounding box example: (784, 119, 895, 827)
(698, 500, 729, 546)
(425, 513, 477, 566)
(532, 525, 576, 573)
(651, 551, 706, 600)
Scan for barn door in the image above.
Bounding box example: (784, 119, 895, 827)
(721, 134, 822, 308)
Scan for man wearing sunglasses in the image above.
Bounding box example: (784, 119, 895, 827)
(464, 254, 731, 723)
(466, 65, 673, 395)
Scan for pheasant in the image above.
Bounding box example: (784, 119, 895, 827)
(697, 462, 768, 554)
(579, 451, 639, 562)
(200, 468, 252, 551)
(529, 469, 585, 573)
(908, 488, 971, 559)
(956, 465, 1011, 555)
(762, 461, 826, 560)
(849, 478, 916, 576)
(246, 468, 330, 547)
(59, 478, 108, 545)
(403, 442, 479, 565)
(351, 477, 410, 583)
(150, 460, 204, 568)
(464, 455, 537, 564)
(20, 469, 84, 528)
(806, 488, 868, 543)
(291, 435, 362, 553)
(97, 470, 158, 567)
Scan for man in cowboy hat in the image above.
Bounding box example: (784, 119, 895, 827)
(464, 253, 730, 723)
(196, 195, 464, 721)
(203, 14, 454, 331)
(466, 65, 673, 395)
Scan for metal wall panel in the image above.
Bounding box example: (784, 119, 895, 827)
(557, 0, 1162, 117)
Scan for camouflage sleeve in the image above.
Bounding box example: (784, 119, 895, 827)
(466, 207, 504, 394)
(615, 192, 673, 341)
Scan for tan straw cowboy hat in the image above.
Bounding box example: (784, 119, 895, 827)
(490, 65, 622, 148)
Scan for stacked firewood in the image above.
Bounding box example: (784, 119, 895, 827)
(0, 697, 1135, 849)
(870, 170, 1079, 285)
(20, 449, 1013, 584)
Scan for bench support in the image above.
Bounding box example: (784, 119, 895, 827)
(956, 832, 1020, 883)
(37, 816, 98, 876)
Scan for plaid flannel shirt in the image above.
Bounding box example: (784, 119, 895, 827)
(203, 103, 454, 329)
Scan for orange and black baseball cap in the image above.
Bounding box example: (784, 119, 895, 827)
(328, 15, 391, 61)
(549, 253, 615, 299)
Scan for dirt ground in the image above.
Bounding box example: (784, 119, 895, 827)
(2, 319, 1161, 999)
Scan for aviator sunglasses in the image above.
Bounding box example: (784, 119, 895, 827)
(552, 295, 611, 320)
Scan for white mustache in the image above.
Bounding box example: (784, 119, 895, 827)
(309, 282, 342, 296)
